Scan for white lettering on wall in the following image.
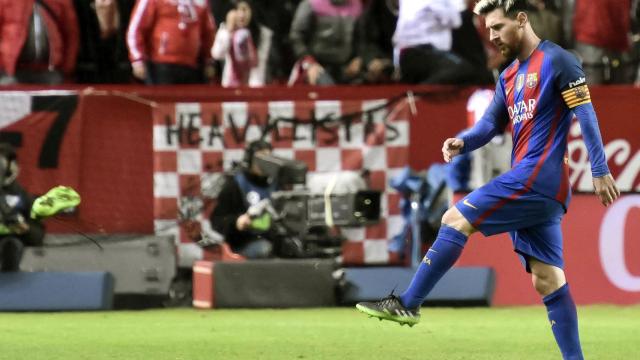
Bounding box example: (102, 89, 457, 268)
(599, 195, 640, 292)
(568, 121, 640, 192)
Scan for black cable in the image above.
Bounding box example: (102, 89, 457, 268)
(47, 216, 104, 250)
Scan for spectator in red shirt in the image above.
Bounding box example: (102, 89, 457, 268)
(0, 0, 79, 85)
(573, 0, 635, 84)
(127, 0, 216, 84)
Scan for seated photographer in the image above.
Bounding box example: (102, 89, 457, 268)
(209, 140, 278, 259)
(0, 144, 44, 272)
(0, 144, 81, 272)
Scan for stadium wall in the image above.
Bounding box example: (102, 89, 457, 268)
(0, 85, 638, 305)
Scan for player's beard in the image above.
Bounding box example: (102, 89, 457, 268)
(498, 42, 519, 61)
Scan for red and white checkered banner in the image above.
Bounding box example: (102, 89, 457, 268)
(152, 99, 412, 265)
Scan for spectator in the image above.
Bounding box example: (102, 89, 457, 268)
(451, 0, 494, 84)
(0, 145, 44, 272)
(211, 0, 301, 83)
(251, 0, 303, 82)
(289, 0, 363, 85)
(0, 0, 79, 85)
(573, 0, 635, 84)
(468, 89, 512, 189)
(212, 0, 274, 87)
(74, 0, 135, 83)
(127, 0, 216, 85)
(210, 140, 277, 259)
(353, 0, 398, 84)
(527, 0, 564, 46)
(393, 0, 477, 84)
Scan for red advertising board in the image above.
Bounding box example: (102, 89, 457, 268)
(0, 85, 638, 304)
(456, 194, 640, 305)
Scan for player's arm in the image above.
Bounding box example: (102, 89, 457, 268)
(443, 81, 509, 162)
(570, 101, 619, 206)
(555, 50, 620, 206)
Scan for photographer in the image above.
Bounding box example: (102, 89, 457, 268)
(0, 144, 44, 272)
(209, 140, 277, 259)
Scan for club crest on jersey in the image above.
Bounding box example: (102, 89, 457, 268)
(516, 74, 525, 91)
(574, 86, 587, 99)
(526, 73, 538, 88)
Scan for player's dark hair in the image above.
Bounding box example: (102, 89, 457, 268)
(474, 0, 535, 18)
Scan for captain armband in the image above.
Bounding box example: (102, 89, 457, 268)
(561, 84, 591, 109)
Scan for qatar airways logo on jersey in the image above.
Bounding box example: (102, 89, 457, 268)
(508, 99, 537, 125)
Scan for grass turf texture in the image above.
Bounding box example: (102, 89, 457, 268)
(0, 306, 638, 359)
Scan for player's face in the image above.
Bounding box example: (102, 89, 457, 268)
(484, 8, 524, 59)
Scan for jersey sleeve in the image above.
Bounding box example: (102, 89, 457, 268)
(552, 48, 609, 177)
(552, 49, 591, 108)
(484, 78, 510, 130)
(460, 79, 509, 153)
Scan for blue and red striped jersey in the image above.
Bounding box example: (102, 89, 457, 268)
(480, 40, 608, 207)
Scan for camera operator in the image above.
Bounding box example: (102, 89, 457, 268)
(0, 144, 44, 272)
(209, 140, 278, 259)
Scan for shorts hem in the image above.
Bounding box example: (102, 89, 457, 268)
(513, 247, 564, 274)
(454, 202, 495, 237)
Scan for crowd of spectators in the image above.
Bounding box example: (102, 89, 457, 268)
(0, 0, 638, 87)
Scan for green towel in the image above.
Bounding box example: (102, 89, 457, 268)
(31, 186, 81, 219)
(250, 213, 272, 232)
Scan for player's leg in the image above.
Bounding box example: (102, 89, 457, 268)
(393, 178, 528, 314)
(532, 259, 584, 359)
(398, 206, 474, 309)
(530, 258, 583, 360)
(514, 213, 584, 360)
(529, 257, 566, 296)
(356, 176, 528, 325)
(355, 205, 476, 326)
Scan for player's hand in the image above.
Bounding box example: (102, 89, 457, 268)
(442, 138, 464, 163)
(593, 173, 620, 207)
(236, 213, 252, 231)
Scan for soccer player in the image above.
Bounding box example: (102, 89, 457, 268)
(356, 1, 620, 359)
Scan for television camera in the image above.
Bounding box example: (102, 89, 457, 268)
(249, 152, 382, 257)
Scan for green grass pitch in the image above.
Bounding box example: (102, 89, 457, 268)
(0, 306, 638, 359)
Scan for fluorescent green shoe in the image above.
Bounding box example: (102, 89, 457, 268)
(356, 294, 420, 327)
(31, 186, 81, 219)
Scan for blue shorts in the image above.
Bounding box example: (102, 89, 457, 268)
(455, 176, 566, 272)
